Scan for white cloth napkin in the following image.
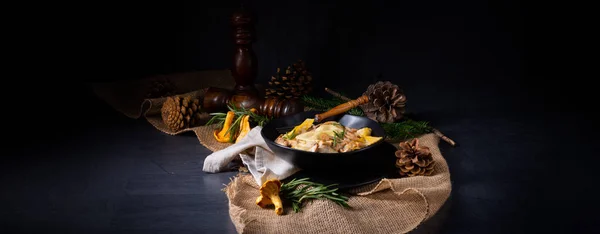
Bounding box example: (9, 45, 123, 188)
(202, 126, 300, 185)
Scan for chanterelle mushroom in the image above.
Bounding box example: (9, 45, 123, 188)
(255, 179, 283, 215)
(213, 111, 236, 143)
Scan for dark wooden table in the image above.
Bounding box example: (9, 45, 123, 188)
(2, 84, 596, 233)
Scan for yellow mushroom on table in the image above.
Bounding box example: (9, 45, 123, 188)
(255, 179, 284, 215)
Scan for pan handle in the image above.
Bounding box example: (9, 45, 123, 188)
(314, 95, 369, 122)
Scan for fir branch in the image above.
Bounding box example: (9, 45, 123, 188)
(280, 178, 350, 213)
(381, 119, 432, 140)
(347, 107, 364, 116)
(300, 95, 343, 110)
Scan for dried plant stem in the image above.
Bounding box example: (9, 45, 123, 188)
(325, 87, 351, 101)
(431, 128, 457, 147)
(324, 87, 457, 147)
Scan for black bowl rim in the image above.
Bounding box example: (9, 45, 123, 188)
(260, 112, 386, 156)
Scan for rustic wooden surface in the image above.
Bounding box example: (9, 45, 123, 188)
(3, 110, 239, 233)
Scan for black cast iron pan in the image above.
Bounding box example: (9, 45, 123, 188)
(281, 142, 398, 190)
(261, 95, 394, 173)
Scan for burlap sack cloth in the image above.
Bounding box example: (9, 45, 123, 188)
(92, 70, 239, 150)
(225, 133, 451, 234)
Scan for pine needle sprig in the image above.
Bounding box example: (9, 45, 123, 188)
(280, 178, 350, 213)
(300, 95, 342, 110)
(381, 119, 432, 141)
(347, 107, 365, 116)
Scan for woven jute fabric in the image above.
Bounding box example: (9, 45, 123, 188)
(224, 133, 451, 234)
(92, 69, 235, 119)
(92, 70, 276, 147)
(143, 89, 211, 135)
(194, 125, 233, 152)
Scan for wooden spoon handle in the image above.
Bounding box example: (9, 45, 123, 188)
(314, 95, 369, 122)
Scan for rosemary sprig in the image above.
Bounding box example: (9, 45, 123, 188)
(205, 112, 227, 129)
(224, 114, 244, 142)
(205, 104, 272, 142)
(249, 110, 271, 127)
(280, 178, 350, 213)
(226, 104, 272, 127)
(332, 128, 346, 147)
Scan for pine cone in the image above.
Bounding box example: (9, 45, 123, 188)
(147, 79, 177, 98)
(161, 95, 203, 132)
(265, 60, 313, 99)
(395, 138, 435, 177)
(361, 81, 406, 123)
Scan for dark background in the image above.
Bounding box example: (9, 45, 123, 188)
(4, 0, 598, 233)
(22, 0, 592, 119)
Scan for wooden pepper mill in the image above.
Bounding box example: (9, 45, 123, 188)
(230, 7, 260, 109)
(204, 87, 303, 118)
(202, 7, 304, 118)
(202, 9, 304, 118)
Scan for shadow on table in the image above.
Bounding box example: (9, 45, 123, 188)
(178, 131, 200, 138)
(411, 194, 453, 234)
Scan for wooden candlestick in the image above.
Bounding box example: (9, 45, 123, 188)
(230, 8, 260, 110)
